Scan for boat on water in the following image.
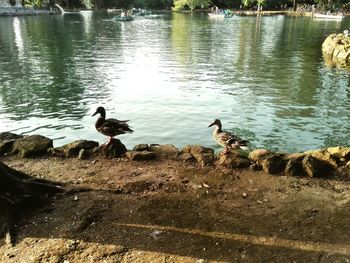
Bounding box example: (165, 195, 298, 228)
(115, 15, 134, 21)
(313, 12, 345, 20)
(208, 9, 232, 19)
(107, 8, 122, 13)
(131, 8, 152, 16)
(208, 13, 226, 18)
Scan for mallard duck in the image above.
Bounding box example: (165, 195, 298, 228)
(208, 119, 249, 154)
(92, 106, 133, 145)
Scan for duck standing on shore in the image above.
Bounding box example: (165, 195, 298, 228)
(208, 119, 249, 154)
(92, 106, 133, 145)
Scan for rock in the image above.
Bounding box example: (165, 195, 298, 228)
(0, 132, 23, 155)
(284, 158, 304, 177)
(149, 144, 180, 158)
(126, 150, 155, 161)
(339, 162, 350, 180)
(182, 145, 214, 166)
(78, 149, 90, 160)
(133, 144, 149, 151)
(326, 146, 350, 161)
(262, 154, 286, 175)
(249, 163, 262, 171)
(322, 33, 350, 63)
(218, 153, 251, 169)
(100, 139, 127, 158)
(248, 149, 272, 163)
(304, 149, 338, 169)
(179, 153, 195, 163)
(11, 135, 52, 157)
(302, 155, 335, 177)
(0, 132, 23, 141)
(50, 140, 99, 158)
(283, 152, 306, 161)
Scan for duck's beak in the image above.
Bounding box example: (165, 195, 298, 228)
(208, 122, 215, 127)
(92, 111, 98, 116)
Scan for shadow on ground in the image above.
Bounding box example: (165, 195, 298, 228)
(1, 156, 350, 262)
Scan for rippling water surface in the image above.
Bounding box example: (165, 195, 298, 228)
(1, 12, 350, 152)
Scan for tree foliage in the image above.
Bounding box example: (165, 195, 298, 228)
(314, 0, 348, 10)
(173, 0, 211, 11)
(25, 0, 46, 8)
(24, 0, 349, 12)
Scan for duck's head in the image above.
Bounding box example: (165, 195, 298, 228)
(208, 119, 222, 128)
(92, 106, 106, 118)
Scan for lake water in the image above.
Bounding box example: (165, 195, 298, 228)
(0, 12, 350, 152)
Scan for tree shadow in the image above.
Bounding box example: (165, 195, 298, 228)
(8, 186, 350, 262)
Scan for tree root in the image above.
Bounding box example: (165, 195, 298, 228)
(0, 161, 64, 245)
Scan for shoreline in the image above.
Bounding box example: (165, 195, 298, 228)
(0, 7, 329, 17)
(1, 131, 350, 178)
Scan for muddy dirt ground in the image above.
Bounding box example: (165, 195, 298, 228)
(0, 155, 350, 262)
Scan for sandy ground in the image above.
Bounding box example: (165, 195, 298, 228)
(0, 155, 350, 262)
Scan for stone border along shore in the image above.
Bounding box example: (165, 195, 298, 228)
(1, 131, 350, 178)
(0, 7, 55, 16)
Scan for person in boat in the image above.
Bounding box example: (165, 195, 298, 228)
(215, 5, 219, 14)
(224, 9, 231, 15)
(121, 9, 128, 17)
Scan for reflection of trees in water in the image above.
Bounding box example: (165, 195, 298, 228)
(270, 17, 350, 149)
(234, 16, 350, 150)
(170, 13, 213, 70)
(169, 14, 350, 150)
(0, 15, 110, 121)
(2, 14, 349, 150)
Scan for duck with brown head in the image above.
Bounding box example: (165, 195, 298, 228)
(208, 119, 249, 154)
(92, 106, 133, 146)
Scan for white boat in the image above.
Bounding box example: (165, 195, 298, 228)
(208, 13, 226, 18)
(107, 8, 122, 13)
(313, 13, 345, 20)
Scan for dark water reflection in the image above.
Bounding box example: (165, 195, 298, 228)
(0, 12, 350, 152)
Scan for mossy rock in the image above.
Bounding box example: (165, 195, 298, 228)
(50, 140, 99, 158)
(11, 135, 53, 157)
(0, 132, 23, 155)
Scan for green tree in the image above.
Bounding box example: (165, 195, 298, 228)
(25, 0, 45, 7)
(173, 0, 211, 11)
(241, 0, 265, 11)
(314, 0, 347, 10)
(242, 0, 264, 7)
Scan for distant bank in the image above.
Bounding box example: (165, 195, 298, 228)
(0, 6, 329, 17)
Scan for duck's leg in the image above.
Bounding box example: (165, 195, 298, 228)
(102, 137, 113, 146)
(106, 137, 113, 146)
(220, 147, 229, 156)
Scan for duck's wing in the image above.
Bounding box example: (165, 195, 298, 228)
(227, 135, 249, 149)
(102, 118, 134, 135)
(216, 131, 235, 146)
(219, 130, 249, 148)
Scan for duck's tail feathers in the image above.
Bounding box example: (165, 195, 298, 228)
(124, 126, 134, 133)
(238, 145, 249, 150)
(119, 119, 130, 123)
(230, 139, 249, 150)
